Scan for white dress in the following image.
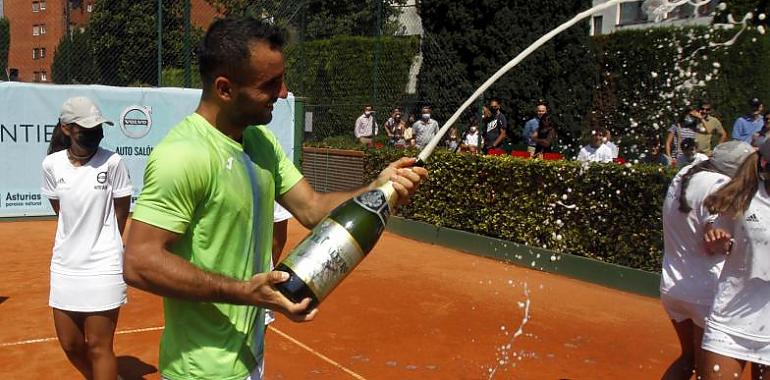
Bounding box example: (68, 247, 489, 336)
(41, 148, 132, 312)
(702, 183, 770, 365)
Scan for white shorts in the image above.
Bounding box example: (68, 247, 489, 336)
(49, 272, 127, 312)
(702, 321, 770, 366)
(660, 293, 711, 328)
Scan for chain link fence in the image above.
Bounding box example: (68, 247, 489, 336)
(31, 0, 472, 143)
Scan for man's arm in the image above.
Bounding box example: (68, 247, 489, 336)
(492, 127, 506, 148)
(123, 220, 316, 321)
(716, 120, 728, 143)
(279, 157, 428, 228)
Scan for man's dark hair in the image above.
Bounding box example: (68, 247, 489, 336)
(197, 17, 287, 89)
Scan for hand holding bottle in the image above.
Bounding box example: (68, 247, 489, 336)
(373, 157, 428, 206)
(242, 271, 318, 322)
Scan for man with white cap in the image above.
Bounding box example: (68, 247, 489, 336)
(660, 140, 754, 379)
(41, 96, 132, 380)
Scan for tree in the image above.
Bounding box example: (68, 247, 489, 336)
(206, 0, 406, 40)
(87, 0, 193, 86)
(0, 18, 9, 80)
(416, 0, 596, 152)
(51, 29, 97, 84)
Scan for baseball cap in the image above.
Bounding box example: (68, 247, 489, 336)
(712, 140, 754, 177)
(59, 96, 113, 129)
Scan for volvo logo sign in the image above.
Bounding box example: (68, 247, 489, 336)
(119, 105, 152, 139)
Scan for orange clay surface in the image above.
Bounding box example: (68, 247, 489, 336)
(0, 218, 750, 379)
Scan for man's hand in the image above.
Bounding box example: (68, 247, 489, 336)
(374, 157, 428, 205)
(704, 225, 733, 255)
(242, 271, 318, 322)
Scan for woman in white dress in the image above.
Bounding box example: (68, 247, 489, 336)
(700, 139, 770, 379)
(41, 96, 132, 380)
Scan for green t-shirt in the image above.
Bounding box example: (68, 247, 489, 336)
(132, 113, 302, 380)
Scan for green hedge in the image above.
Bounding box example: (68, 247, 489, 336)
(0, 18, 8, 78)
(362, 148, 675, 272)
(286, 35, 421, 139)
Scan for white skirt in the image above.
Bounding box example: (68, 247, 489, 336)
(49, 272, 127, 312)
(702, 321, 770, 366)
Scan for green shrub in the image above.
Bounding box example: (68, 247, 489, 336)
(286, 35, 420, 139)
(363, 147, 675, 272)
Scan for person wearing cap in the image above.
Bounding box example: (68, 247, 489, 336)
(660, 140, 754, 380)
(731, 97, 764, 143)
(698, 139, 770, 378)
(41, 96, 132, 380)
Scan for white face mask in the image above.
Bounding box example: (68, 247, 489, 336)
(470, 126, 477, 132)
(422, 113, 431, 120)
(365, 111, 372, 116)
(601, 137, 608, 143)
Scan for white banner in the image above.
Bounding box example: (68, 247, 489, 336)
(0, 82, 296, 217)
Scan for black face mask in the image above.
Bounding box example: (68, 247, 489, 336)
(492, 107, 500, 113)
(75, 127, 104, 151)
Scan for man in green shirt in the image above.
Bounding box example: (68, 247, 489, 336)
(123, 17, 427, 380)
(693, 102, 727, 155)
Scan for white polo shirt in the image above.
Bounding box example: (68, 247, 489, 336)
(661, 166, 730, 305)
(41, 148, 132, 275)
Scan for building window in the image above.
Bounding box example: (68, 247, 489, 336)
(33, 48, 39, 60)
(40, 48, 46, 58)
(32, 1, 40, 12)
(593, 15, 603, 36)
(40, 1, 46, 10)
(34, 71, 41, 82)
(87, 3, 93, 12)
(33, 24, 45, 36)
(618, 1, 647, 25)
(41, 71, 48, 82)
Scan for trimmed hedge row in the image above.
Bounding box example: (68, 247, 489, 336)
(363, 148, 675, 272)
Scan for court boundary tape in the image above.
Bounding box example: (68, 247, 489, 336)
(0, 325, 367, 380)
(268, 325, 368, 380)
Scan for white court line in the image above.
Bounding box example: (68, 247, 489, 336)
(0, 326, 164, 348)
(1, 324, 368, 380)
(268, 326, 368, 380)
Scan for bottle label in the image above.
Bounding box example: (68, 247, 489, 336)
(353, 189, 390, 225)
(282, 218, 365, 302)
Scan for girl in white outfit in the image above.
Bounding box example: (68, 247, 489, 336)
(699, 139, 770, 379)
(41, 97, 132, 380)
(660, 141, 754, 379)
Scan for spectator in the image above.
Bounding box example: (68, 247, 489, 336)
(401, 120, 415, 148)
(461, 119, 482, 153)
(523, 102, 547, 157)
(731, 97, 764, 143)
(677, 137, 708, 169)
(354, 104, 378, 145)
(641, 136, 671, 166)
(666, 111, 698, 167)
(532, 114, 557, 157)
(604, 130, 619, 159)
(383, 107, 402, 146)
(490, 98, 511, 150)
(750, 110, 770, 147)
(693, 102, 727, 155)
(577, 126, 615, 163)
(482, 105, 506, 153)
(446, 127, 460, 151)
(412, 105, 439, 149)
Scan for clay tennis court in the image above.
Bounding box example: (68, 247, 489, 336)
(0, 218, 740, 379)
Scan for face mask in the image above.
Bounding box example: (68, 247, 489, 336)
(470, 127, 477, 132)
(394, 114, 401, 120)
(601, 137, 608, 143)
(422, 113, 431, 120)
(75, 127, 103, 151)
(492, 107, 500, 113)
(365, 111, 372, 116)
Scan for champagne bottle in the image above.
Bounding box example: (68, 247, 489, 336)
(274, 181, 397, 310)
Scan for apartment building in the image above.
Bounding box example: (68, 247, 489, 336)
(590, 0, 719, 36)
(2, 0, 217, 83)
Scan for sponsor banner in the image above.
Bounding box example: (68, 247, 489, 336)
(0, 82, 295, 217)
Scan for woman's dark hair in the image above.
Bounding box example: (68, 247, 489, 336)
(47, 122, 71, 154)
(197, 16, 287, 90)
(539, 114, 554, 130)
(678, 159, 720, 213)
